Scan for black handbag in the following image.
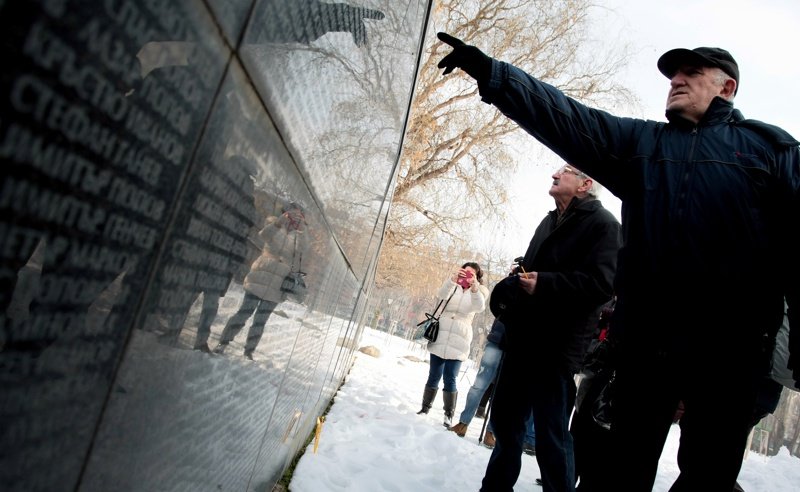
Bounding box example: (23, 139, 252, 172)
(280, 235, 307, 303)
(418, 315, 440, 343)
(576, 338, 616, 431)
(416, 286, 458, 343)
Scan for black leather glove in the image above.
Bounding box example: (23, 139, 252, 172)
(437, 32, 492, 85)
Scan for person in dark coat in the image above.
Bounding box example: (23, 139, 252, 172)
(482, 164, 621, 492)
(570, 298, 616, 492)
(449, 318, 536, 454)
(436, 34, 800, 491)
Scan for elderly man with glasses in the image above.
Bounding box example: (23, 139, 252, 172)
(483, 162, 621, 492)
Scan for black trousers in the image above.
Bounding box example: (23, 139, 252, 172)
(607, 351, 759, 492)
(570, 369, 614, 492)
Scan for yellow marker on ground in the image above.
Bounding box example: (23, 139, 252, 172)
(313, 416, 326, 453)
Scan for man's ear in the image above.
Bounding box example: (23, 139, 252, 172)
(579, 178, 593, 193)
(721, 78, 737, 99)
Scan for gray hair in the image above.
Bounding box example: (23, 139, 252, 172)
(572, 166, 603, 197)
(586, 177, 603, 198)
(712, 67, 736, 101)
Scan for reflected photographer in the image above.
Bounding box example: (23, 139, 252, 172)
(213, 202, 310, 360)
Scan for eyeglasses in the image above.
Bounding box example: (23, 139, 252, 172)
(556, 166, 585, 178)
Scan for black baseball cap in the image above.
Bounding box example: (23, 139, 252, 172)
(657, 47, 739, 94)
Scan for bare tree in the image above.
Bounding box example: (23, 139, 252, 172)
(379, 0, 635, 293)
(249, 1, 635, 299)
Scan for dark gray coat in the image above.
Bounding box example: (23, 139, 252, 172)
(503, 197, 621, 373)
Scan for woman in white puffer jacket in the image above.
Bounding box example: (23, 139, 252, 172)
(213, 203, 309, 359)
(416, 262, 488, 428)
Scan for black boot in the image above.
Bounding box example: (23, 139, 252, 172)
(442, 390, 458, 428)
(417, 387, 438, 414)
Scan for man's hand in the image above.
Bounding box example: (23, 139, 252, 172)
(518, 272, 538, 295)
(437, 32, 492, 84)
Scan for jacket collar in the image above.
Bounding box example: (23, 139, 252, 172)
(665, 96, 735, 127)
(567, 195, 598, 212)
(553, 195, 598, 224)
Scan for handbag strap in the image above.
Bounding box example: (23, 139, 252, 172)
(289, 234, 302, 273)
(295, 235, 302, 273)
(431, 285, 458, 320)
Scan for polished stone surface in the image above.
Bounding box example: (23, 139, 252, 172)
(0, 1, 430, 490)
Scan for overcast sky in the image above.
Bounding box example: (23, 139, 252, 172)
(487, 0, 800, 262)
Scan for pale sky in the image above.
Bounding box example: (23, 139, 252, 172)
(489, 0, 800, 262)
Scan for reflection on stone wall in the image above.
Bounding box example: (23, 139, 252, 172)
(0, 1, 431, 491)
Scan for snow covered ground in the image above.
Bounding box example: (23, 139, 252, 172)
(288, 327, 800, 491)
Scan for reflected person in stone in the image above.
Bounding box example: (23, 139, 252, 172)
(141, 151, 258, 351)
(186, 155, 259, 352)
(213, 202, 310, 360)
(250, 0, 385, 47)
(124, 34, 261, 351)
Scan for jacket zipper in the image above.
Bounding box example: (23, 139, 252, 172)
(676, 127, 699, 220)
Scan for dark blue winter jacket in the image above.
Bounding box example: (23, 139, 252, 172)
(481, 61, 800, 371)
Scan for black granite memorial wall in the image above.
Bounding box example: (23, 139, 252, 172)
(0, 1, 431, 490)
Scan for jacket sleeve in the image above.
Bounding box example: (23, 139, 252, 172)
(262, 217, 289, 252)
(437, 279, 458, 300)
(535, 211, 621, 306)
(253, 216, 279, 250)
(479, 60, 650, 196)
(452, 284, 487, 315)
(784, 146, 800, 388)
(468, 285, 488, 313)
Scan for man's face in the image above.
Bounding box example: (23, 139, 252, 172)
(549, 165, 586, 200)
(665, 65, 727, 123)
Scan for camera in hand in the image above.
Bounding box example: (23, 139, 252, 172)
(457, 271, 473, 289)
